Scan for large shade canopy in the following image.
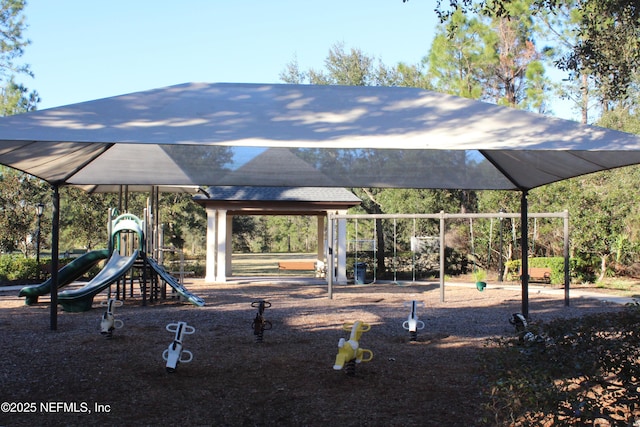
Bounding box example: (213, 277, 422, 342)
(2, 82, 640, 190)
(4, 82, 640, 328)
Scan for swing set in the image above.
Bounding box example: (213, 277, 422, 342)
(348, 217, 439, 285)
(330, 211, 570, 303)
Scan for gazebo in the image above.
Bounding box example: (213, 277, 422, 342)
(193, 186, 361, 282)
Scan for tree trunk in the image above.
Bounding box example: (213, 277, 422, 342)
(598, 254, 608, 282)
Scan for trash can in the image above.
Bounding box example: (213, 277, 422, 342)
(354, 262, 367, 284)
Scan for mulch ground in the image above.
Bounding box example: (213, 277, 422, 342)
(0, 278, 629, 426)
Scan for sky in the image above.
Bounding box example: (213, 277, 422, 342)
(19, 1, 575, 119)
(19, 1, 437, 109)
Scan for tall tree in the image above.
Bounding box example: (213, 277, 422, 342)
(0, 0, 38, 115)
(0, 2, 41, 257)
(0, 167, 48, 255)
(418, 0, 640, 103)
(281, 42, 427, 88)
(485, 0, 549, 110)
(557, 0, 640, 104)
(428, 0, 551, 110)
(427, 9, 487, 99)
(535, 0, 597, 123)
(0, 76, 38, 115)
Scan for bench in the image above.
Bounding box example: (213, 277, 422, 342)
(278, 261, 316, 271)
(520, 267, 552, 284)
(278, 260, 325, 278)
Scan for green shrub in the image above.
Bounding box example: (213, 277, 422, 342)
(0, 255, 39, 281)
(482, 305, 640, 425)
(0, 255, 90, 282)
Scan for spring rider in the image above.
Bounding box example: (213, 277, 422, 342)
(162, 321, 195, 373)
(99, 298, 124, 338)
(509, 313, 544, 343)
(402, 300, 425, 342)
(333, 320, 373, 375)
(251, 300, 272, 343)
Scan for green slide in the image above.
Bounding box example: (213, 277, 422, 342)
(57, 250, 139, 312)
(19, 249, 110, 305)
(145, 256, 205, 307)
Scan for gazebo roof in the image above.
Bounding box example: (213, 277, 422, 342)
(194, 186, 361, 215)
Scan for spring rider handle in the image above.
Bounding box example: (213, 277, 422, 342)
(162, 321, 196, 373)
(251, 300, 272, 343)
(251, 299, 272, 314)
(333, 320, 373, 372)
(402, 300, 425, 337)
(100, 298, 124, 337)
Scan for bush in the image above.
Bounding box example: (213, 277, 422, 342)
(482, 305, 640, 425)
(0, 255, 92, 283)
(0, 255, 40, 282)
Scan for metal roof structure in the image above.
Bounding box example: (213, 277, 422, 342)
(1, 82, 640, 191)
(3, 82, 640, 327)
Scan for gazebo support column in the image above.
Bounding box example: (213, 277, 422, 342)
(215, 209, 227, 282)
(337, 210, 347, 283)
(204, 207, 228, 283)
(317, 215, 325, 269)
(204, 207, 217, 282)
(226, 214, 233, 276)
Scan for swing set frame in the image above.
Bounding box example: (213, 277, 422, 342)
(328, 210, 570, 315)
(348, 217, 440, 285)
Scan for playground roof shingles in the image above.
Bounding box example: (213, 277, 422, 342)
(199, 186, 361, 203)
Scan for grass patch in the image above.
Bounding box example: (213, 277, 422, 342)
(591, 277, 640, 296)
(231, 252, 318, 277)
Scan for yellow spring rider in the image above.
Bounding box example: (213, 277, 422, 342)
(333, 320, 373, 374)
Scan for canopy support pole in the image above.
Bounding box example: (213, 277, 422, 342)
(50, 184, 60, 331)
(439, 211, 445, 302)
(520, 191, 529, 318)
(564, 210, 570, 307)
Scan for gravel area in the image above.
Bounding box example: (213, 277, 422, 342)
(0, 278, 630, 426)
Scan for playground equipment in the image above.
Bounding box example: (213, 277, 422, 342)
(333, 320, 373, 376)
(57, 250, 139, 312)
(19, 249, 110, 305)
(21, 210, 204, 312)
(348, 216, 440, 286)
(509, 312, 528, 334)
(349, 218, 377, 285)
(162, 321, 195, 373)
(469, 218, 487, 292)
(144, 256, 205, 307)
(402, 300, 425, 342)
(251, 300, 272, 343)
(509, 313, 540, 342)
(100, 298, 124, 338)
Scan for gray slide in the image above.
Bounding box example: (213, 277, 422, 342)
(57, 250, 139, 312)
(145, 256, 205, 307)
